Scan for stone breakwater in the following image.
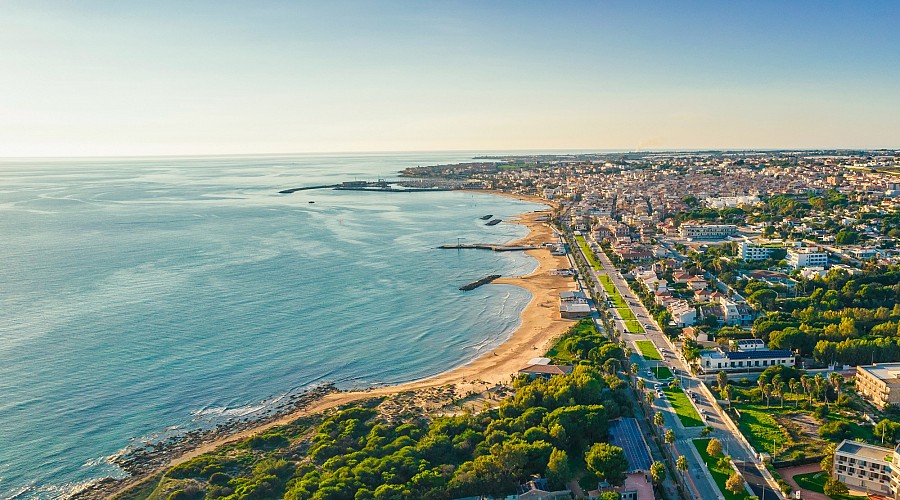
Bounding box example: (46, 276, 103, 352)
(69, 384, 339, 499)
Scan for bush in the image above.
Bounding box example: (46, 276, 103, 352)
(814, 404, 829, 419)
(818, 421, 851, 441)
(824, 477, 849, 496)
(209, 472, 231, 486)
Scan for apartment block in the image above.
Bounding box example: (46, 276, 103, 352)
(678, 224, 738, 240)
(787, 246, 829, 269)
(856, 363, 900, 409)
(833, 439, 897, 497)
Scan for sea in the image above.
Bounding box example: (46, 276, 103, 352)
(0, 153, 547, 498)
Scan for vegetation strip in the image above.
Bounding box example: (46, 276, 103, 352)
(692, 438, 752, 500)
(635, 340, 661, 360)
(664, 386, 704, 428)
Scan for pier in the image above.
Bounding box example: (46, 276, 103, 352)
(279, 179, 452, 194)
(438, 243, 539, 252)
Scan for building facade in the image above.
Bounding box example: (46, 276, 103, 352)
(698, 349, 794, 373)
(787, 246, 829, 269)
(679, 224, 738, 240)
(739, 241, 774, 261)
(833, 439, 897, 497)
(856, 363, 900, 409)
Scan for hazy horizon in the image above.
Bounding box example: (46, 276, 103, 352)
(2, 1, 899, 156)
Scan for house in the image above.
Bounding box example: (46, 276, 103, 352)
(516, 478, 571, 500)
(667, 300, 696, 327)
(559, 291, 591, 318)
(732, 339, 766, 351)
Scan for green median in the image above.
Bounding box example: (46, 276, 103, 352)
(635, 340, 661, 360)
(664, 386, 703, 428)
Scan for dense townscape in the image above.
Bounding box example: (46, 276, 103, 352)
(111, 150, 900, 500)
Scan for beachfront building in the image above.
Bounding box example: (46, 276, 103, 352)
(698, 348, 794, 374)
(856, 363, 900, 409)
(787, 246, 829, 269)
(832, 439, 897, 497)
(559, 291, 591, 318)
(678, 223, 738, 240)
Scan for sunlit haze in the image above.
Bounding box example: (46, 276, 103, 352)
(2, 1, 898, 157)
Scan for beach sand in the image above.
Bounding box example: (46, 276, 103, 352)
(109, 196, 574, 493)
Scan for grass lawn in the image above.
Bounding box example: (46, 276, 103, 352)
(635, 340, 661, 360)
(793, 471, 865, 500)
(599, 275, 616, 294)
(731, 404, 786, 457)
(624, 320, 645, 333)
(575, 235, 602, 270)
(693, 439, 752, 500)
(653, 366, 674, 379)
(545, 318, 600, 364)
(665, 386, 704, 428)
(618, 307, 636, 320)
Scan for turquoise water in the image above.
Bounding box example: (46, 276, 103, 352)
(0, 153, 545, 498)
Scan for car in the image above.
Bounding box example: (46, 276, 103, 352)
(646, 370, 653, 377)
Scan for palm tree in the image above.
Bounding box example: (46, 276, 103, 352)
(777, 381, 787, 408)
(814, 374, 827, 404)
(800, 374, 811, 404)
(646, 392, 655, 412)
(654, 411, 665, 429)
(763, 383, 773, 408)
(665, 429, 676, 452)
(721, 384, 732, 409)
(830, 372, 842, 402)
(676, 456, 688, 485)
(637, 379, 646, 392)
(630, 362, 639, 382)
(790, 380, 800, 408)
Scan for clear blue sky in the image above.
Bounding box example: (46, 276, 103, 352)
(1, 1, 898, 156)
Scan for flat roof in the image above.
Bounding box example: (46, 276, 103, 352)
(836, 439, 894, 463)
(859, 363, 900, 381)
(609, 418, 652, 472)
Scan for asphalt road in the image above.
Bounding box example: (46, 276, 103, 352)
(569, 230, 784, 500)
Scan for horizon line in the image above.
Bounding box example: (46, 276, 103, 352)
(1, 146, 899, 161)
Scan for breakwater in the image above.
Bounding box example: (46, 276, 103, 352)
(438, 243, 539, 252)
(459, 275, 501, 291)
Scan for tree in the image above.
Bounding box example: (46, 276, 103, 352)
(821, 443, 836, 473)
(665, 430, 676, 450)
(726, 473, 745, 495)
(650, 461, 667, 485)
(823, 478, 849, 497)
(876, 418, 900, 445)
(546, 448, 573, 490)
(654, 411, 664, 428)
(675, 456, 688, 483)
(637, 379, 646, 391)
(585, 443, 627, 486)
(706, 438, 723, 457)
(717, 371, 728, 389)
(748, 289, 777, 311)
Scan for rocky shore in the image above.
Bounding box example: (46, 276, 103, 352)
(68, 384, 338, 499)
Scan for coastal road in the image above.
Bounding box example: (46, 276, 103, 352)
(574, 232, 784, 499)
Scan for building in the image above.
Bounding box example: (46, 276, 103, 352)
(787, 246, 829, 269)
(559, 291, 591, 318)
(667, 300, 696, 327)
(856, 363, 900, 409)
(518, 364, 574, 378)
(832, 439, 897, 497)
(679, 223, 738, 240)
(732, 339, 766, 351)
(739, 241, 774, 261)
(698, 348, 794, 373)
(516, 478, 571, 500)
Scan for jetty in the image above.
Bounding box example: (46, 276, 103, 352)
(280, 179, 451, 194)
(479, 214, 493, 220)
(459, 275, 501, 291)
(438, 243, 539, 252)
(485, 219, 502, 226)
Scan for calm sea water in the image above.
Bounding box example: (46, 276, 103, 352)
(0, 153, 545, 498)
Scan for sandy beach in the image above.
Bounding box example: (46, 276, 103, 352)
(107, 194, 575, 495)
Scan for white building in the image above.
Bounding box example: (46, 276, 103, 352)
(739, 241, 774, 261)
(667, 300, 696, 327)
(832, 439, 897, 497)
(698, 348, 794, 373)
(679, 224, 738, 240)
(787, 246, 829, 269)
(732, 339, 766, 351)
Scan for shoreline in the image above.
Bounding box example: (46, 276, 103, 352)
(99, 191, 573, 498)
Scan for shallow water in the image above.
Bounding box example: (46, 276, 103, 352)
(0, 153, 545, 498)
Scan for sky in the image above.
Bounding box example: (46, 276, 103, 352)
(1, 1, 898, 156)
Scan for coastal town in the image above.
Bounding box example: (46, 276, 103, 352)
(94, 150, 900, 500)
